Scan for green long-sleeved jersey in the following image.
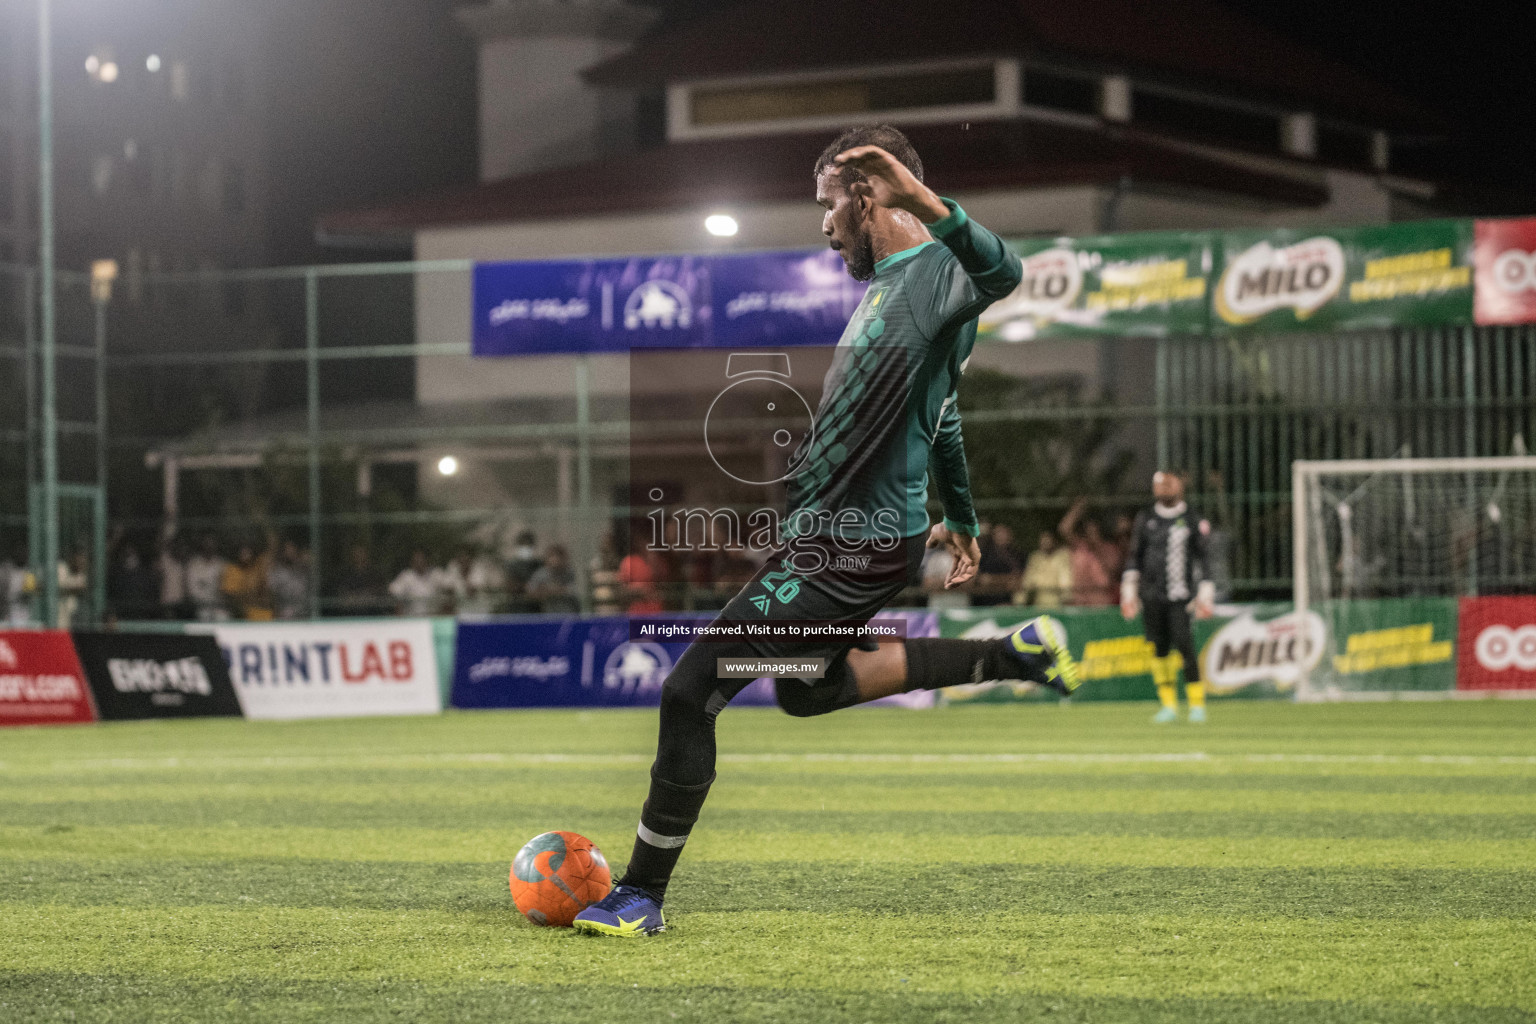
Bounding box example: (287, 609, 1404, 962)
(783, 200, 1023, 543)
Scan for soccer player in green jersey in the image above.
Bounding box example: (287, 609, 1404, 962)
(574, 125, 1081, 937)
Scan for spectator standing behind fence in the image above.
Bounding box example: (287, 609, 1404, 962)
(269, 541, 311, 620)
(527, 544, 579, 614)
(390, 550, 445, 617)
(505, 531, 543, 613)
(156, 539, 188, 620)
(973, 524, 1024, 607)
(617, 545, 663, 614)
(109, 543, 158, 622)
(335, 544, 388, 616)
(57, 547, 88, 628)
(186, 535, 228, 622)
(1060, 497, 1117, 605)
(1019, 531, 1072, 608)
(466, 548, 507, 614)
(222, 542, 274, 621)
(2, 547, 36, 626)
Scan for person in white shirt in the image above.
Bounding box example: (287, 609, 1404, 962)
(185, 534, 228, 622)
(269, 540, 312, 620)
(389, 549, 445, 617)
(156, 539, 188, 619)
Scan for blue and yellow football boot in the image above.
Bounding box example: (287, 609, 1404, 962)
(572, 884, 666, 937)
(1006, 616, 1081, 696)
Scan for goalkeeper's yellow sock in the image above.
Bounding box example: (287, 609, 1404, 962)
(1152, 656, 1178, 709)
(1186, 681, 1206, 709)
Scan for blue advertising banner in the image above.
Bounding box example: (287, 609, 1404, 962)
(450, 612, 938, 709)
(472, 250, 865, 356)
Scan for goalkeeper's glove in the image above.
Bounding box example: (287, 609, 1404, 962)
(1191, 580, 1216, 619)
(1120, 573, 1141, 621)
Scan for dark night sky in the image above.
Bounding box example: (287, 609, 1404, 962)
(261, 0, 1536, 266)
(264, 0, 477, 264)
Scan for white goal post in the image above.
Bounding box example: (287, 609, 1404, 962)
(1292, 455, 1536, 698)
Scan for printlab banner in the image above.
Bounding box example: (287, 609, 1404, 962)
(71, 631, 241, 721)
(472, 250, 865, 355)
(0, 630, 96, 726)
(1212, 220, 1474, 334)
(195, 620, 442, 720)
(452, 612, 937, 709)
(980, 232, 1211, 341)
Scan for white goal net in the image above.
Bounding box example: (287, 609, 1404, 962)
(1293, 455, 1536, 697)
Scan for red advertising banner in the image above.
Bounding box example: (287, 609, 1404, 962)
(1456, 596, 1536, 691)
(1473, 219, 1536, 325)
(0, 630, 97, 726)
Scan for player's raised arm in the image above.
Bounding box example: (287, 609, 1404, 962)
(834, 144, 1023, 336)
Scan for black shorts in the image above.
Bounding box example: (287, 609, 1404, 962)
(712, 531, 926, 672)
(1142, 598, 1200, 680)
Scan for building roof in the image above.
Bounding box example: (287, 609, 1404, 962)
(583, 0, 1436, 132)
(317, 117, 1327, 242)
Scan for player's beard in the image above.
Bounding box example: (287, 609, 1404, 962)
(838, 230, 877, 282)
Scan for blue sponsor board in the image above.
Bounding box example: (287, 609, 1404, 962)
(451, 616, 769, 709)
(472, 249, 864, 356)
(451, 612, 938, 709)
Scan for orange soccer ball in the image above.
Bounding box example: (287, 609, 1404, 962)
(509, 831, 613, 927)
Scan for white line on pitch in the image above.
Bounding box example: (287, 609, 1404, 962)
(12, 751, 1536, 772)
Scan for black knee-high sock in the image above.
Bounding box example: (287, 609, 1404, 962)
(618, 771, 714, 898)
(902, 637, 1036, 690)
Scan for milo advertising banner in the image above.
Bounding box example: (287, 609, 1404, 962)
(937, 599, 1458, 703)
(979, 232, 1210, 341)
(937, 606, 1248, 703)
(1213, 220, 1473, 334)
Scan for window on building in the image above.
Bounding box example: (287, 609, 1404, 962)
(1317, 124, 1374, 167)
(1131, 88, 1279, 151)
(689, 65, 995, 128)
(1022, 68, 1099, 115)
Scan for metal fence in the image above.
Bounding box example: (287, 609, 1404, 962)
(2, 259, 1532, 625)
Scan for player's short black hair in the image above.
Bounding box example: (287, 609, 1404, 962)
(814, 124, 924, 185)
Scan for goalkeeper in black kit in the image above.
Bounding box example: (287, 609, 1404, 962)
(572, 124, 1082, 937)
(1120, 471, 1216, 723)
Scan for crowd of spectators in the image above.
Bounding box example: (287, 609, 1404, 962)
(921, 498, 1137, 610)
(1, 500, 1192, 624)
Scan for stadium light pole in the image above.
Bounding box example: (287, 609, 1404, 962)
(36, 0, 59, 626)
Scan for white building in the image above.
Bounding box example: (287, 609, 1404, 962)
(313, 0, 1446, 548)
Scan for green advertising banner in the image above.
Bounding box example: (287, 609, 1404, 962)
(1211, 220, 1474, 334)
(1309, 597, 1459, 693)
(936, 605, 1233, 703)
(979, 232, 1210, 341)
(935, 598, 1459, 703)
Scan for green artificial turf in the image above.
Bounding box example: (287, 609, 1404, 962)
(2, 700, 1534, 1023)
